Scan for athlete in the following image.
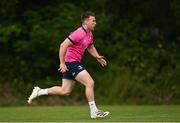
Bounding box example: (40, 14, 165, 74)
(28, 11, 109, 118)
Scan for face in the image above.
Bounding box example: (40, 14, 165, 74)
(85, 16, 96, 31)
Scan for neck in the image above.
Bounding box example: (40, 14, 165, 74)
(82, 24, 90, 32)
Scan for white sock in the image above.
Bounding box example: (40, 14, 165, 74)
(88, 101, 98, 113)
(38, 89, 48, 96)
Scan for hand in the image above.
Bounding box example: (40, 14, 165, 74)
(58, 63, 69, 73)
(96, 56, 107, 67)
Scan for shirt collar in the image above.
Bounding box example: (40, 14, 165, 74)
(82, 26, 88, 33)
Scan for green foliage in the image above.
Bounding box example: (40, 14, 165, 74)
(0, 0, 179, 105)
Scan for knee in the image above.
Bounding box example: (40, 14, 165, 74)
(61, 88, 71, 96)
(64, 92, 71, 96)
(86, 80, 94, 88)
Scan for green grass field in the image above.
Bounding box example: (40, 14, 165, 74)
(0, 105, 179, 122)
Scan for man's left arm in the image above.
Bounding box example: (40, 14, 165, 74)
(87, 45, 107, 67)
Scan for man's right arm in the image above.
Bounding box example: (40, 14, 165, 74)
(58, 38, 73, 73)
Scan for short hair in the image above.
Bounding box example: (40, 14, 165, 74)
(81, 11, 95, 23)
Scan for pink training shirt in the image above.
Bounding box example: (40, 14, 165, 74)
(65, 26, 94, 62)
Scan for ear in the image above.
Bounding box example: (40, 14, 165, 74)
(84, 18, 89, 24)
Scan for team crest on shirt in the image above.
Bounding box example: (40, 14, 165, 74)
(83, 39, 87, 43)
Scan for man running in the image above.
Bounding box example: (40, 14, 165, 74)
(28, 11, 109, 118)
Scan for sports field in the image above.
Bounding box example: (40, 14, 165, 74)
(0, 105, 179, 122)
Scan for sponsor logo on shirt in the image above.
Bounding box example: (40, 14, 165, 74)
(78, 65, 83, 70)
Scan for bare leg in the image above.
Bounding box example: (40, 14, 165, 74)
(48, 79, 76, 96)
(75, 70, 99, 115)
(75, 70, 109, 118)
(75, 70, 94, 102)
(27, 79, 75, 104)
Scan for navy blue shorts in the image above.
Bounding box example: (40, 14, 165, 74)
(62, 61, 85, 80)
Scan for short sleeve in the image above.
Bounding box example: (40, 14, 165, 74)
(68, 29, 83, 44)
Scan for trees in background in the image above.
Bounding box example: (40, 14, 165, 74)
(0, 0, 179, 105)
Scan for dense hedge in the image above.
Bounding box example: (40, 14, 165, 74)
(0, 0, 179, 105)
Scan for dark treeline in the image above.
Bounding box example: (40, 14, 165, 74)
(0, 0, 179, 105)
